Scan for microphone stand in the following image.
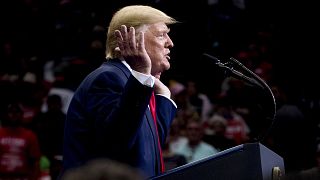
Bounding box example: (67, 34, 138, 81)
(229, 57, 276, 142)
(203, 53, 276, 142)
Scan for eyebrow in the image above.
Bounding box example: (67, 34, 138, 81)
(155, 27, 169, 32)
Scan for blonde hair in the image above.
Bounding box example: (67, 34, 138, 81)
(105, 5, 177, 59)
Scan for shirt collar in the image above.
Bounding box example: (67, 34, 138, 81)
(120, 58, 132, 72)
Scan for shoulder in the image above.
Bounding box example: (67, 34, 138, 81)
(200, 141, 219, 153)
(76, 60, 128, 88)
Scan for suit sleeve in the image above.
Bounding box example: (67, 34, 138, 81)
(85, 72, 153, 150)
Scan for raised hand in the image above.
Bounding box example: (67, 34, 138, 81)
(114, 25, 152, 75)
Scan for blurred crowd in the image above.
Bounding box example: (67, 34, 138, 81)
(0, 0, 319, 179)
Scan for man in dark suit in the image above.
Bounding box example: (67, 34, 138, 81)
(60, 5, 178, 179)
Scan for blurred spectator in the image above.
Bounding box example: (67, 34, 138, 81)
(32, 94, 66, 179)
(163, 118, 188, 170)
(162, 136, 187, 171)
(167, 118, 188, 154)
(61, 158, 145, 180)
(185, 80, 213, 122)
(202, 114, 237, 151)
(282, 142, 320, 180)
(0, 103, 41, 180)
(168, 79, 185, 97)
(211, 97, 250, 145)
(266, 84, 315, 173)
(41, 74, 74, 114)
(173, 119, 218, 163)
(173, 89, 200, 136)
(19, 82, 47, 127)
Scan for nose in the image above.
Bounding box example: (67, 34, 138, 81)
(166, 35, 174, 48)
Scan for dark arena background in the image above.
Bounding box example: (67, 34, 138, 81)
(0, 0, 319, 179)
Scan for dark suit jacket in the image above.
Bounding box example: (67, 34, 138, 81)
(61, 59, 177, 178)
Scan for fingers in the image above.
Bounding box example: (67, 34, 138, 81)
(128, 26, 136, 50)
(114, 25, 137, 55)
(114, 30, 123, 52)
(120, 25, 129, 52)
(137, 31, 145, 52)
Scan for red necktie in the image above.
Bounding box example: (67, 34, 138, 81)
(149, 91, 165, 172)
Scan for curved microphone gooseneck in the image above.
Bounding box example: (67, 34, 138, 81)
(228, 57, 276, 142)
(203, 53, 276, 143)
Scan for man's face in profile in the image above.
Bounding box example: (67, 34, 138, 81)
(144, 22, 174, 79)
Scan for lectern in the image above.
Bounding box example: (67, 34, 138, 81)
(150, 142, 284, 180)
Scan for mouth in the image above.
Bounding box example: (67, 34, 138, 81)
(165, 52, 170, 60)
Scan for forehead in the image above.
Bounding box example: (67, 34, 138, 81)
(147, 22, 170, 33)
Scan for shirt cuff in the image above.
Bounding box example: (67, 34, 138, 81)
(131, 70, 155, 87)
(132, 70, 176, 108)
(156, 94, 177, 108)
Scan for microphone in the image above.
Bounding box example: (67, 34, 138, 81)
(203, 53, 277, 143)
(203, 53, 263, 89)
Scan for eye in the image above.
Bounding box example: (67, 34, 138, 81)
(158, 33, 165, 38)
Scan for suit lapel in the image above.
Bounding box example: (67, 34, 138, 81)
(107, 59, 158, 138)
